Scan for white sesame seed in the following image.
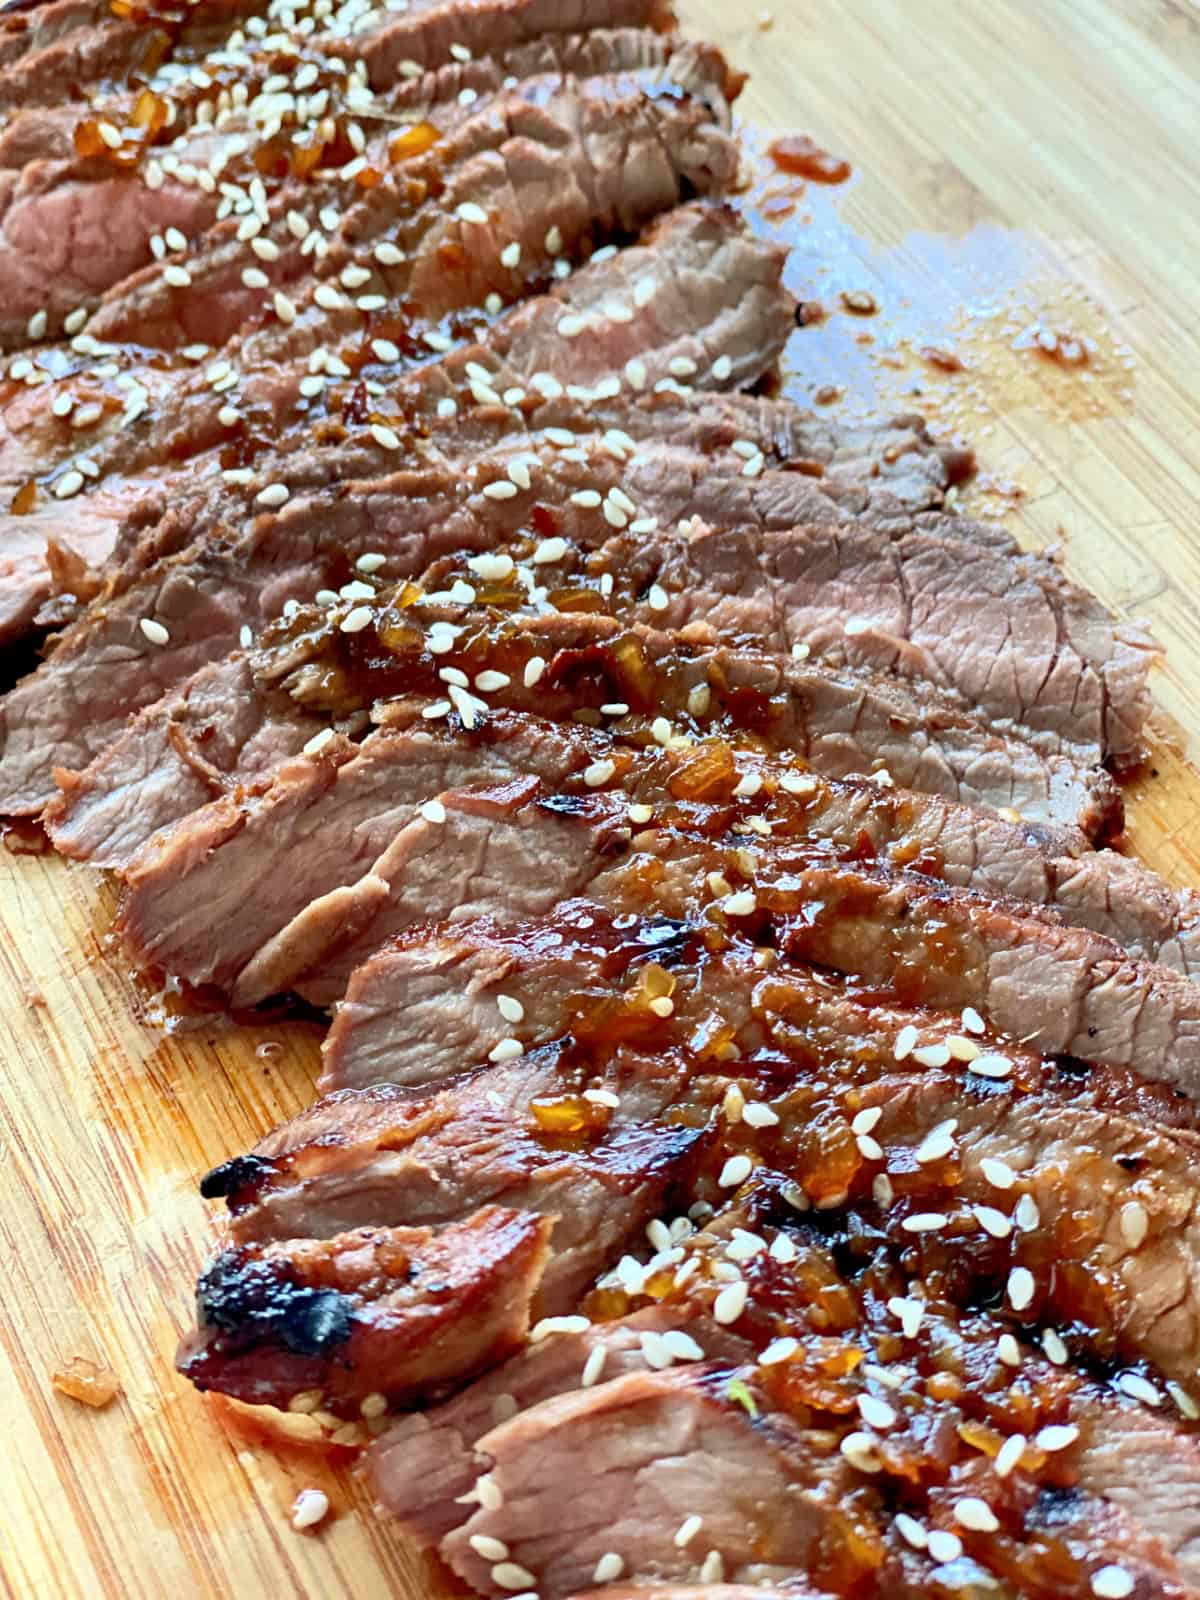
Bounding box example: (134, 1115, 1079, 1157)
(997, 1333, 1022, 1367)
(545, 225, 563, 255)
(874, 1174, 896, 1208)
(733, 772, 763, 799)
(470, 1535, 510, 1561)
(646, 584, 669, 611)
(1120, 1200, 1148, 1249)
(1036, 1424, 1079, 1452)
(1042, 1329, 1069, 1365)
(581, 1346, 607, 1388)
(370, 422, 401, 451)
(303, 728, 336, 757)
(893, 1024, 918, 1061)
(857, 1394, 897, 1430)
(456, 201, 489, 226)
(719, 1154, 753, 1188)
(482, 479, 519, 501)
(625, 357, 648, 391)
(947, 1034, 982, 1062)
(418, 799, 447, 825)
(895, 1514, 927, 1549)
(928, 1530, 963, 1563)
(1007, 1267, 1035, 1311)
(914, 1118, 958, 1164)
(356, 552, 386, 574)
(64, 308, 87, 336)
(742, 1102, 779, 1129)
(887, 1297, 925, 1338)
(507, 460, 532, 491)
(239, 625, 253, 649)
(856, 1134, 884, 1160)
(722, 891, 757, 917)
(256, 482, 289, 508)
(139, 618, 170, 646)
(491, 1564, 537, 1592)
(314, 284, 344, 311)
(994, 1433, 1026, 1478)
(839, 1432, 882, 1473)
(468, 552, 514, 581)
(902, 1212, 948, 1233)
(54, 470, 85, 499)
(970, 1052, 1013, 1079)
(163, 263, 192, 288)
(500, 242, 521, 269)
(980, 1158, 1017, 1190)
(558, 314, 586, 339)
(437, 398, 458, 419)
(973, 1205, 1012, 1239)
(1091, 1567, 1134, 1598)
(523, 656, 546, 688)
(954, 1497, 999, 1533)
(712, 1280, 748, 1324)
(759, 1337, 799, 1367)
(962, 1006, 986, 1034)
(338, 606, 372, 635)
(673, 1514, 703, 1548)
(290, 1488, 329, 1531)
(1117, 1372, 1161, 1407)
(912, 1042, 952, 1068)
(651, 716, 673, 746)
(1015, 1194, 1040, 1231)
(593, 1553, 623, 1583)
(1168, 1381, 1200, 1420)
(583, 759, 615, 788)
(475, 1474, 503, 1512)
(769, 1233, 798, 1262)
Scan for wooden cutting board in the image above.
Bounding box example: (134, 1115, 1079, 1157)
(3, 1, 1200, 1594)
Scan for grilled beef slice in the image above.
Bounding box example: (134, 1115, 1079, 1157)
(0, 203, 795, 812)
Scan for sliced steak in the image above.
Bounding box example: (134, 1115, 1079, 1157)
(323, 0, 672, 90)
(442, 1366, 860, 1599)
(117, 714, 597, 994)
(199, 1042, 706, 1330)
(608, 519, 1159, 763)
(178, 1205, 552, 1413)
(0, 203, 795, 813)
(366, 1308, 753, 1542)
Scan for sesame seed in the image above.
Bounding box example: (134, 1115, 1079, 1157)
(852, 1107, 882, 1135)
(649, 996, 674, 1018)
(482, 479, 519, 500)
(500, 242, 521, 269)
(1091, 1567, 1134, 1598)
(1168, 1381, 1200, 1419)
(628, 803, 653, 825)
(139, 618, 170, 646)
(558, 314, 586, 338)
(698, 1552, 724, 1584)
(545, 226, 563, 255)
(928, 1530, 963, 1563)
(64, 308, 87, 335)
(419, 799, 447, 825)
(470, 1535, 509, 1561)
(1015, 1194, 1040, 1231)
(954, 1497, 999, 1533)
(887, 1296, 925, 1338)
(523, 656, 546, 688)
(722, 890, 757, 916)
(314, 284, 343, 311)
(857, 1394, 897, 1430)
(475, 671, 510, 693)
(962, 1005, 986, 1033)
(239, 625, 253, 649)
(437, 397, 458, 419)
(973, 1205, 1012, 1239)
(356, 552, 386, 573)
(893, 1024, 918, 1060)
(980, 1158, 1017, 1190)
(533, 537, 567, 565)
(1042, 1329, 1069, 1365)
(290, 1488, 329, 1531)
(651, 716, 673, 746)
(252, 238, 280, 262)
(593, 1554, 623, 1583)
(468, 552, 514, 580)
(303, 728, 335, 757)
(625, 357, 648, 390)
(912, 1042, 952, 1068)
(856, 1134, 884, 1160)
(456, 201, 489, 226)
(1117, 1372, 1161, 1407)
(970, 1052, 1013, 1079)
(581, 1346, 607, 1388)
(647, 584, 669, 611)
(54, 470, 85, 499)
(902, 1212, 948, 1233)
(873, 1174, 895, 1207)
(712, 1280, 748, 1325)
(1036, 1424, 1079, 1452)
(255, 482, 289, 507)
(1120, 1200, 1148, 1249)
(339, 605, 373, 635)
(994, 1433, 1026, 1478)
(839, 1432, 882, 1473)
(371, 339, 400, 363)
(947, 1034, 981, 1062)
(914, 1118, 958, 1164)
(583, 759, 614, 787)
(674, 1514, 703, 1548)
(370, 423, 401, 451)
(1007, 1267, 1035, 1311)
(507, 460, 532, 490)
(733, 772, 763, 799)
(26, 309, 48, 341)
(491, 1564, 537, 1592)
(719, 1154, 753, 1188)
(895, 1514, 927, 1549)
(996, 1333, 1022, 1367)
(742, 1102, 779, 1128)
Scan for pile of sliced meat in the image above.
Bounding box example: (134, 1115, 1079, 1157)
(2, 0, 1199, 1596)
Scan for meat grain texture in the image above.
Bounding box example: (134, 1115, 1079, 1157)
(0, 2, 1195, 1598)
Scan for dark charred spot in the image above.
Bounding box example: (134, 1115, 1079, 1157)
(196, 1250, 354, 1358)
(539, 792, 588, 817)
(1052, 1054, 1092, 1081)
(199, 1153, 275, 1203)
(1028, 1484, 1085, 1529)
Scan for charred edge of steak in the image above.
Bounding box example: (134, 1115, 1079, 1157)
(199, 1152, 277, 1203)
(193, 1248, 355, 1360)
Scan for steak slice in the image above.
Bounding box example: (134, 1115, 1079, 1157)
(0, 203, 794, 813)
(198, 1042, 705, 1330)
(609, 519, 1159, 762)
(118, 714, 598, 994)
(323, 0, 672, 90)
(442, 1366, 861, 1599)
(177, 1204, 552, 1413)
(365, 1308, 753, 1542)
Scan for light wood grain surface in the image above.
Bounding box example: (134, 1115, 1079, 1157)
(3, 2, 1199, 1594)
